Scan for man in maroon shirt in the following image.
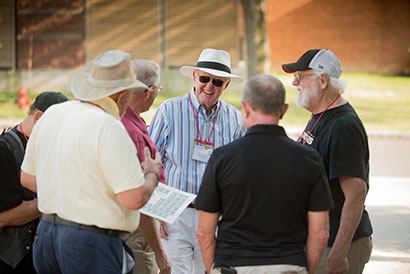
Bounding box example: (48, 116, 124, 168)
(121, 59, 170, 274)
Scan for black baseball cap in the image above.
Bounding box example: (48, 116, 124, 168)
(33, 91, 69, 112)
(282, 49, 343, 78)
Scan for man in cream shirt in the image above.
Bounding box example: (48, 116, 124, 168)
(21, 50, 163, 274)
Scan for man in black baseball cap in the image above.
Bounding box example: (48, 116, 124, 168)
(0, 91, 68, 274)
(32, 91, 69, 112)
(282, 50, 373, 274)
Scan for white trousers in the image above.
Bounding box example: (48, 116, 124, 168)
(211, 264, 307, 274)
(162, 208, 205, 274)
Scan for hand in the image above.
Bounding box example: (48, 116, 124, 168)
(156, 254, 171, 274)
(326, 250, 349, 274)
(142, 147, 162, 181)
(159, 220, 169, 240)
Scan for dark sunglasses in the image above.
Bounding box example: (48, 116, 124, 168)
(198, 75, 225, 87)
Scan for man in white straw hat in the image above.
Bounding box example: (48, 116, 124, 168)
(149, 48, 245, 274)
(20, 50, 163, 274)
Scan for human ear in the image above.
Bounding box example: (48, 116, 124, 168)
(320, 73, 329, 89)
(33, 110, 43, 123)
(222, 80, 231, 91)
(241, 101, 250, 117)
(279, 103, 289, 120)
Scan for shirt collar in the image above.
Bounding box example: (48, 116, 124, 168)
(246, 124, 287, 137)
(88, 97, 121, 120)
(190, 88, 220, 115)
(124, 107, 147, 133)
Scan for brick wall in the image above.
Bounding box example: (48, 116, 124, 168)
(266, 0, 410, 75)
(16, 0, 84, 69)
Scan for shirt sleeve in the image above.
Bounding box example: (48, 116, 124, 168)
(99, 121, 145, 194)
(232, 108, 246, 140)
(328, 117, 369, 181)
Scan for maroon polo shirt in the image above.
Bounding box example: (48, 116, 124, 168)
(121, 107, 166, 183)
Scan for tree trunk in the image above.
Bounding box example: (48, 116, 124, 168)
(241, 0, 270, 78)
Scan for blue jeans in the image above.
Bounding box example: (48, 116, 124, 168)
(33, 221, 134, 274)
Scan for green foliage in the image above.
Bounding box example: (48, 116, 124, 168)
(1, 74, 409, 131)
(154, 73, 410, 131)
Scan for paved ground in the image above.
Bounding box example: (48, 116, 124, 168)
(365, 176, 410, 274)
(361, 137, 410, 273)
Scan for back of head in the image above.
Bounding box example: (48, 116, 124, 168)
(30, 91, 69, 114)
(242, 75, 285, 117)
(130, 59, 160, 88)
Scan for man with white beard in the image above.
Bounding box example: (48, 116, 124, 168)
(282, 49, 373, 274)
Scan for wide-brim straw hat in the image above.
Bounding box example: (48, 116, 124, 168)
(71, 50, 148, 101)
(180, 48, 244, 84)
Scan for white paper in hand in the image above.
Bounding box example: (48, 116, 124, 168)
(140, 183, 196, 224)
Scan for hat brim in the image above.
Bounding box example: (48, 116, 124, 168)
(180, 66, 244, 84)
(281, 62, 311, 73)
(70, 63, 148, 101)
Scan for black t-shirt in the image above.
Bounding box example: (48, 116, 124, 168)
(299, 102, 373, 245)
(0, 126, 38, 268)
(196, 125, 334, 267)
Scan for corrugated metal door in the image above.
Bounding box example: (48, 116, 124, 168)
(166, 0, 238, 67)
(0, 0, 15, 69)
(86, 0, 159, 62)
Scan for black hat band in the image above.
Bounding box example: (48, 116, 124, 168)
(196, 61, 231, 74)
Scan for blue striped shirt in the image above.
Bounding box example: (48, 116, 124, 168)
(148, 89, 245, 194)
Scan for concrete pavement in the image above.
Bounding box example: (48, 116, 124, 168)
(365, 176, 410, 274)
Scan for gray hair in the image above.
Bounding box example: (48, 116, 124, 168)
(313, 70, 346, 94)
(130, 59, 160, 92)
(242, 74, 286, 116)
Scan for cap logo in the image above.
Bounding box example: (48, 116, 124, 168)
(318, 64, 324, 69)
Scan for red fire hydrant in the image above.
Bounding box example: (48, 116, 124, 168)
(16, 86, 30, 109)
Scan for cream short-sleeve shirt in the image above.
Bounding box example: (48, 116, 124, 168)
(22, 99, 145, 232)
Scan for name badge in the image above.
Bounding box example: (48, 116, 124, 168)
(192, 143, 213, 163)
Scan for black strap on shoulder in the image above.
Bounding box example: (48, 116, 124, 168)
(311, 110, 354, 149)
(0, 127, 25, 168)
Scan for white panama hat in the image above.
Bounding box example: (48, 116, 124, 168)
(70, 50, 148, 101)
(180, 48, 244, 84)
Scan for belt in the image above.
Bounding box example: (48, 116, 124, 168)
(40, 214, 130, 242)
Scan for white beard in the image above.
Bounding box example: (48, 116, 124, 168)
(295, 85, 319, 109)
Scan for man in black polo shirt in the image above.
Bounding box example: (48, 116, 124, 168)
(0, 91, 68, 273)
(196, 74, 334, 274)
(282, 49, 373, 274)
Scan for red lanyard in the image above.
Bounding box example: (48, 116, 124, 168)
(188, 93, 221, 147)
(299, 95, 340, 145)
(19, 123, 28, 142)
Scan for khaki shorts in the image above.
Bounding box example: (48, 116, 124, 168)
(125, 228, 158, 274)
(317, 236, 373, 274)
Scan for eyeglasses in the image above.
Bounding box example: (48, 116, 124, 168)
(149, 85, 162, 92)
(198, 75, 225, 87)
(293, 73, 318, 83)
